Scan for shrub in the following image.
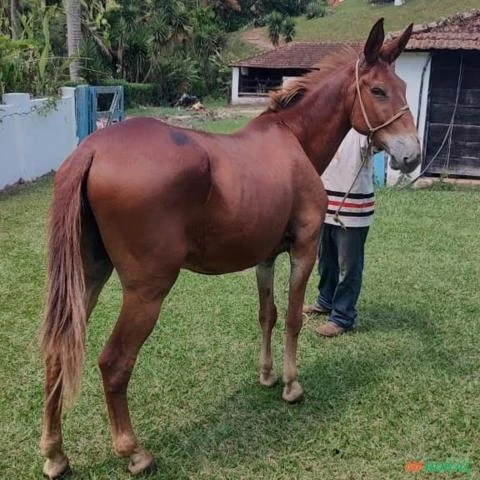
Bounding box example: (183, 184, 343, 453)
(253, 16, 267, 27)
(99, 80, 158, 108)
(266, 11, 284, 47)
(0, 35, 67, 97)
(124, 83, 155, 107)
(282, 16, 296, 43)
(305, 1, 326, 19)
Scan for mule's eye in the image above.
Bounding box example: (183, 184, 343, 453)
(371, 87, 387, 98)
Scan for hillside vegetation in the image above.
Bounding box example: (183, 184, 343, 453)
(243, 0, 479, 45)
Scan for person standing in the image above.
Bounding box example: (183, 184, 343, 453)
(303, 129, 375, 337)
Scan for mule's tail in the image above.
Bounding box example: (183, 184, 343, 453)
(41, 148, 94, 407)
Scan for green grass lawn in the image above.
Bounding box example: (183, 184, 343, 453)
(1, 116, 480, 479)
(247, 0, 480, 43)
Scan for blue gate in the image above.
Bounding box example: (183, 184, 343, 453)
(373, 151, 386, 187)
(75, 85, 124, 143)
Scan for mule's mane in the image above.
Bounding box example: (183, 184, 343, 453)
(266, 46, 359, 112)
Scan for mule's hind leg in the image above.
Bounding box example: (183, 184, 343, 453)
(41, 252, 112, 479)
(40, 356, 71, 480)
(282, 235, 318, 403)
(256, 259, 278, 387)
(98, 272, 178, 476)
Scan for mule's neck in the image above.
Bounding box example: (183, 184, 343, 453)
(278, 64, 355, 175)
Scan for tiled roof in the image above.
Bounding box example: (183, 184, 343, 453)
(233, 9, 480, 70)
(232, 42, 361, 69)
(390, 9, 480, 51)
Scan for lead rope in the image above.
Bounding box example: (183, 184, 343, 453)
(332, 140, 372, 229)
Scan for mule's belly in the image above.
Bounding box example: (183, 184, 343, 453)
(183, 230, 286, 274)
(183, 200, 291, 274)
(181, 151, 294, 274)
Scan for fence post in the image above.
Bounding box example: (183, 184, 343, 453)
(119, 86, 124, 121)
(374, 152, 386, 188)
(74, 85, 90, 143)
(88, 86, 97, 134)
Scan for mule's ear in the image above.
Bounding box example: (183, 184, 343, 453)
(364, 18, 385, 65)
(380, 23, 413, 63)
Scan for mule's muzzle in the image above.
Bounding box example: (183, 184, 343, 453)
(386, 135, 421, 174)
(390, 151, 421, 174)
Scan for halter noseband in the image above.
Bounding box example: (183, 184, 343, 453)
(354, 58, 409, 143)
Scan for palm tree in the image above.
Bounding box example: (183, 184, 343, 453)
(66, 0, 82, 80)
(10, 0, 19, 39)
(266, 11, 283, 47)
(282, 16, 296, 43)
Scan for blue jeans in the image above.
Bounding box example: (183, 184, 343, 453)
(316, 223, 369, 330)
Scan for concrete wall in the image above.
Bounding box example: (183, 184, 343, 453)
(230, 67, 269, 105)
(0, 88, 77, 190)
(387, 52, 431, 185)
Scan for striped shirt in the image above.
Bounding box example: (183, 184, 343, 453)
(322, 130, 374, 228)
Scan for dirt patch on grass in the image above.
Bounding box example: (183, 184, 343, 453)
(241, 27, 274, 52)
(149, 105, 265, 128)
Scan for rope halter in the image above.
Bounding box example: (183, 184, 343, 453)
(354, 58, 409, 143)
(332, 60, 411, 229)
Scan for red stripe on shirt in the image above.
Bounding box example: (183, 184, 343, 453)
(328, 200, 375, 209)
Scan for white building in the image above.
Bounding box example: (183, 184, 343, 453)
(230, 10, 480, 185)
(388, 9, 480, 184)
(230, 42, 359, 105)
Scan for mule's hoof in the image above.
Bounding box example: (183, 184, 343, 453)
(260, 371, 278, 387)
(128, 448, 155, 476)
(42, 456, 71, 479)
(282, 381, 304, 403)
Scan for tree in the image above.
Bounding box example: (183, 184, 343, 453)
(267, 11, 296, 47)
(266, 10, 283, 47)
(10, 0, 19, 38)
(282, 15, 295, 43)
(66, 0, 82, 80)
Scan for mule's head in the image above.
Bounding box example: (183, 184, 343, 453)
(350, 19, 421, 174)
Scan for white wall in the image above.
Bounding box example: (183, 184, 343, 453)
(0, 88, 77, 190)
(230, 67, 269, 106)
(282, 76, 300, 87)
(387, 52, 431, 185)
(231, 67, 240, 104)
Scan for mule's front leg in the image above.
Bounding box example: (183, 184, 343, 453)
(256, 259, 278, 387)
(283, 238, 318, 403)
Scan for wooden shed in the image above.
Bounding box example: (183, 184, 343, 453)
(390, 10, 480, 182)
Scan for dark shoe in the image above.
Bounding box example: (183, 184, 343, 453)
(314, 321, 347, 337)
(302, 304, 330, 315)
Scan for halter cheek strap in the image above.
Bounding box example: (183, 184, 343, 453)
(354, 58, 409, 142)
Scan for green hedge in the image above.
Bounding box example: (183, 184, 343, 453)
(100, 80, 163, 108)
(102, 79, 161, 108)
(64, 79, 167, 108)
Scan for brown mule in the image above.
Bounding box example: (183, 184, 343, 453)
(40, 19, 420, 478)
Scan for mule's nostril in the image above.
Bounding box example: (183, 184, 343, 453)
(403, 155, 420, 167)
